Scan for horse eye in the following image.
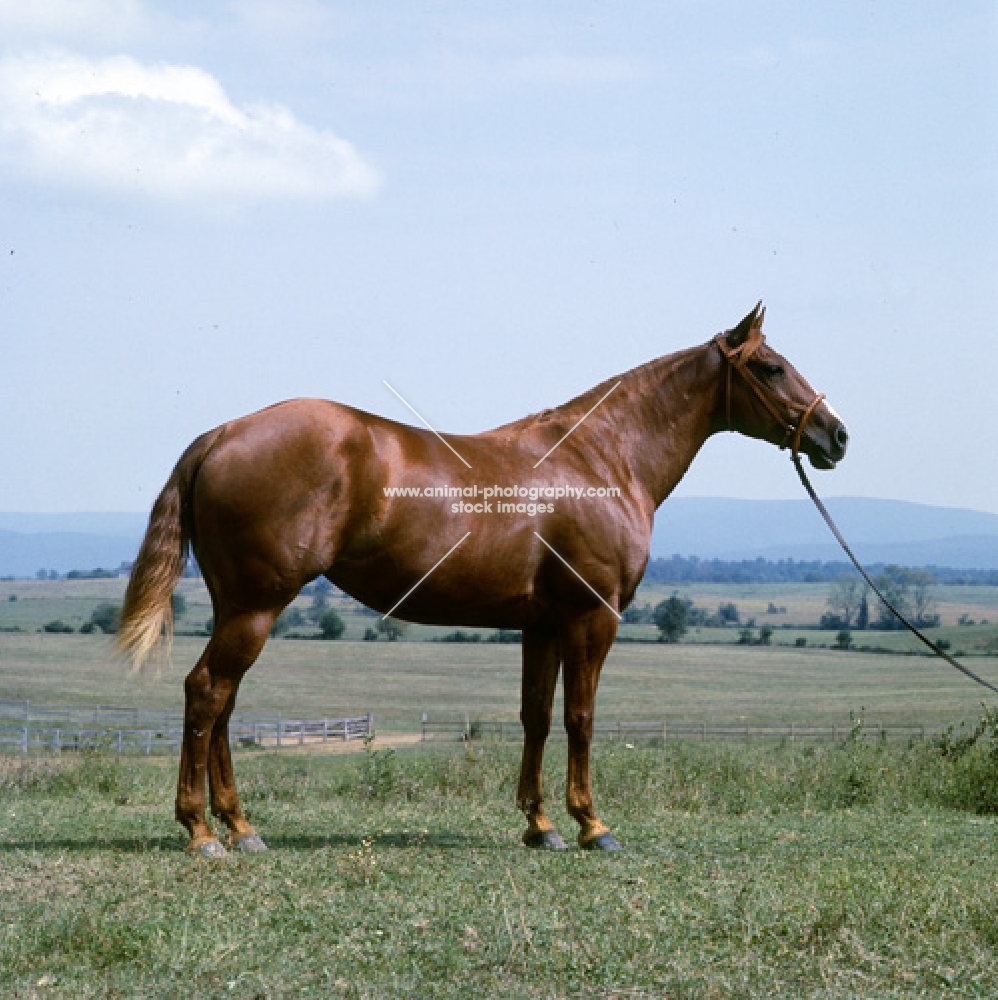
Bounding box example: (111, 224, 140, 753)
(756, 363, 784, 381)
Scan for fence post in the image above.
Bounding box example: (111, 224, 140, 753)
(299, 721, 304, 746)
(662, 719, 667, 744)
(22, 727, 28, 754)
(618, 720, 624, 742)
(277, 721, 282, 748)
(366, 712, 373, 740)
(53, 729, 60, 756)
(323, 719, 328, 744)
(701, 721, 706, 742)
(145, 730, 152, 755)
(464, 713, 470, 742)
(253, 721, 259, 746)
(790, 722, 795, 748)
(421, 713, 427, 742)
(116, 730, 123, 754)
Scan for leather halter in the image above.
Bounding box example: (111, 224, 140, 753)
(714, 330, 825, 459)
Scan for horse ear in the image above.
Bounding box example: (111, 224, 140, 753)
(725, 301, 765, 347)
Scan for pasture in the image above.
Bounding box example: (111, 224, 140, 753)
(3, 739, 998, 997)
(3, 579, 998, 995)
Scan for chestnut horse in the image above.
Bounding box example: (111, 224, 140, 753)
(118, 303, 847, 856)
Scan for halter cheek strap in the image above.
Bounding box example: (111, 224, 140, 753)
(714, 331, 825, 459)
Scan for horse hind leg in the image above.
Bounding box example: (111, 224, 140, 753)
(208, 686, 267, 852)
(176, 609, 275, 857)
(516, 627, 567, 850)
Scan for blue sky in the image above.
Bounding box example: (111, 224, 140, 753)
(1, 1, 995, 514)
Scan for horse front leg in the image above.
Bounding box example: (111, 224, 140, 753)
(562, 608, 622, 851)
(516, 627, 566, 849)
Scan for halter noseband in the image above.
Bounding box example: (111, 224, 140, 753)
(714, 330, 825, 459)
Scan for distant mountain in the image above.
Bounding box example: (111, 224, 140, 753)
(651, 497, 998, 569)
(0, 513, 146, 577)
(3, 499, 998, 576)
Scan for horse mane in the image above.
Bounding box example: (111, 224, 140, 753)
(498, 343, 701, 434)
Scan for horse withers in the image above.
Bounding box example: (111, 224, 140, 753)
(118, 303, 847, 856)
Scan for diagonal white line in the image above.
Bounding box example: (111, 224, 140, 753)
(533, 532, 621, 620)
(383, 380, 472, 468)
(382, 531, 472, 620)
(532, 381, 622, 468)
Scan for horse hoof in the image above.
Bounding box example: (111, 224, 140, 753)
(580, 831, 623, 852)
(522, 829, 569, 851)
(231, 833, 268, 853)
(191, 839, 228, 859)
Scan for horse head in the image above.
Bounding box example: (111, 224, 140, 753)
(716, 303, 848, 470)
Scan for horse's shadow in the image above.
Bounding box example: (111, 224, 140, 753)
(0, 829, 495, 854)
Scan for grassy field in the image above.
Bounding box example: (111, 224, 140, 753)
(2, 632, 998, 733)
(4, 581, 998, 995)
(3, 737, 998, 997)
(1, 578, 997, 734)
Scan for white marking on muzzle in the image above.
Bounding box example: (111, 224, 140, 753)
(822, 399, 844, 425)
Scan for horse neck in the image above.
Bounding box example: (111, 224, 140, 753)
(572, 342, 722, 510)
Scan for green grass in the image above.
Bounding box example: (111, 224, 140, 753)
(3, 736, 998, 997)
(3, 632, 998, 733)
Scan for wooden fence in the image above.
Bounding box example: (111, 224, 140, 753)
(0, 699, 372, 756)
(419, 713, 942, 745)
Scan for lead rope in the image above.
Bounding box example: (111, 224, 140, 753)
(792, 453, 998, 695)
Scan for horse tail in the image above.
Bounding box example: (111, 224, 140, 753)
(117, 427, 223, 671)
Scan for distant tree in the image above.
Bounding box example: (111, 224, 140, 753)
(654, 594, 689, 643)
(89, 602, 121, 634)
(171, 592, 187, 620)
(827, 575, 863, 628)
(205, 615, 214, 636)
(834, 629, 853, 650)
(737, 625, 755, 645)
(872, 565, 938, 629)
(270, 607, 305, 637)
(36, 569, 48, 580)
(377, 617, 408, 641)
(758, 624, 774, 645)
(910, 569, 939, 627)
(856, 593, 870, 630)
(621, 602, 653, 624)
(717, 602, 740, 626)
(319, 609, 346, 640)
(48, 570, 58, 580)
(363, 627, 379, 641)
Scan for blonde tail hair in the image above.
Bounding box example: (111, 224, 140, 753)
(117, 428, 222, 671)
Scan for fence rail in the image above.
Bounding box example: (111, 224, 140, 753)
(0, 698, 298, 730)
(0, 711, 373, 756)
(419, 714, 943, 745)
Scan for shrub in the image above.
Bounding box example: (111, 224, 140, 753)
(42, 620, 74, 633)
(487, 629, 521, 644)
(319, 609, 345, 640)
(834, 629, 853, 650)
(438, 630, 481, 643)
(89, 602, 121, 634)
(171, 592, 187, 619)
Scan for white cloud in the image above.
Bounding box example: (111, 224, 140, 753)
(0, 51, 381, 203)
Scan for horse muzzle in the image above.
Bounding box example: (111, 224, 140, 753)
(805, 414, 848, 470)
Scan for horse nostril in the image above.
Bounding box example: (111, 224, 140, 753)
(834, 424, 849, 450)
